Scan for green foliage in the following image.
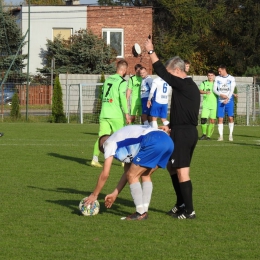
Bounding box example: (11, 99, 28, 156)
(244, 66, 260, 76)
(38, 29, 117, 75)
(0, 4, 27, 82)
(10, 91, 21, 119)
(51, 76, 66, 123)
(25, 0, 65, 4)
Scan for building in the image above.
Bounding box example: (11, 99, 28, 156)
(13, 4, 153, 75)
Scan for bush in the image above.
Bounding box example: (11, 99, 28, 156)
(52, 76, 66, 123)
(10, 92, 21, 120)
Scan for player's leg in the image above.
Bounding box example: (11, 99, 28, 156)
(141, 97, 150, 125)
(217, 102, 225, 141)
(207, 107, 217, 139)
(126, 131, 173, 220)
(200, 107, 210, 140)
(149, 100, 160, 128)
(168, 127, 197, 219)
(160, 103, 169, 126)
(110, 118, 126, 167)
(141, 173, 153, 213)
(130, 98, 138, 124)
(91, 119, 112, 167)
(226, 100, 234, 141)
(125, 165, 151, 220)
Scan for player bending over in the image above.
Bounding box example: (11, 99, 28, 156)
(84, 125, 174, 221)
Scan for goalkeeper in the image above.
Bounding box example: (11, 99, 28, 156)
(199, 70, 217, 140)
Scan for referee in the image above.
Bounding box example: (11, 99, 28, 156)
(145, 39, 200, 219)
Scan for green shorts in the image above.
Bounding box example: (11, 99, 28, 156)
(201, 107, 217, 120)
(98, 118, 125, 137)
(130, 98, 142, 116)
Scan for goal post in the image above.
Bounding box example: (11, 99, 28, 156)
(65, 83, 103, 124)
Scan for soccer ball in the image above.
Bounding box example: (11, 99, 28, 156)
(79, 197, 100, 216)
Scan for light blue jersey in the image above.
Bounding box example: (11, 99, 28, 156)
(140, 76, 153, 99)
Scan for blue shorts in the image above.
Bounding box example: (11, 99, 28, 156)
(141, 97, 151, 115)
(132, 131, 174, 169)
(217, 98, 234, 118)
(150, 100, 168, 119)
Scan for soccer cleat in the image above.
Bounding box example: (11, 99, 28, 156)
(126, 212, 148, 221)
(217, 136, 223, 141)
(174, 210, 196, 219)
(0, 132, 4, 137)
(229, 135, 233, 141)
(167, 203, 185, 217)
(206, 137, 211, 140)
(90, 160, 103, 168)
(199, 134, 206, 140)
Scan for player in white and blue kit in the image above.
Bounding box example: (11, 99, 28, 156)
(147, 77, 170, 128)
(140, 67, 153, 126)
(84, 125, 174, 221)
(213, 65, 236, 141)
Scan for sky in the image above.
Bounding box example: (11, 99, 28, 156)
(4, 0, 98, 5)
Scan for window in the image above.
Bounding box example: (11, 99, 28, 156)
(53, 28, 73, 40)
(102, 28, 124, 58)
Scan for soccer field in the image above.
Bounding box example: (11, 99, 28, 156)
(0, 123, 259, 260)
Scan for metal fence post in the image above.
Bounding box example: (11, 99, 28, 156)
(246, 85, 250, 126)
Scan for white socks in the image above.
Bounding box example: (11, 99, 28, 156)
(229, 122, 234, 136)
(142, 181, 153, 212)
(92, 155, 98, 162)
(150, 121, 158, 128)
(218, 123, 234, 137)
(129, 181, 153, 214)
(218, 123, 223, 136)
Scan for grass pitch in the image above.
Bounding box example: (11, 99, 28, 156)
(0, 123, 259, 260)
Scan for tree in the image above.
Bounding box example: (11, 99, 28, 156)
(51, 76, 66, 123)
(25, 0, 65, 5)
(38, 29, 117, 75)
(0, 2, 27, 82)
(10, 92, 21, 120)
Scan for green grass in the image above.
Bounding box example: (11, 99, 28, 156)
(0, 123, 259, 259)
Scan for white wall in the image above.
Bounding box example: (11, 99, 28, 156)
(22, 6, 87, 74)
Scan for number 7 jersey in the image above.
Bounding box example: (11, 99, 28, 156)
(99, 74, 129, 119)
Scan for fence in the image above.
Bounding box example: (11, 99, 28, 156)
(62, 81, 260, 126)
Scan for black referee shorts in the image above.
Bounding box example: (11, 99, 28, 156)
(169, 125, 198, 168)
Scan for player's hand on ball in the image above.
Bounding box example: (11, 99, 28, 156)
(84, 193, 97, 206)
(105, 194, 117, 208)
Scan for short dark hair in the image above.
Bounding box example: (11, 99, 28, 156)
(218, 64, 226, 69)
(184, 59, 191, 65)
(207, 70, 215, 75)
(140, 66, 147, 70)
(134, 64, 142, 71)
(98, 134, 111, 152)
(117, 59, 128, 69)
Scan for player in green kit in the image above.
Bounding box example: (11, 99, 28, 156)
(126, 64, 142, 123)
(199, 70, 217, 140)
(91, 60, 131, 167)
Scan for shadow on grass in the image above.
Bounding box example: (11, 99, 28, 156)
(47, 152, 124, 167)
(28, 186, 166, 216)
(83, 132, 99, 136)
